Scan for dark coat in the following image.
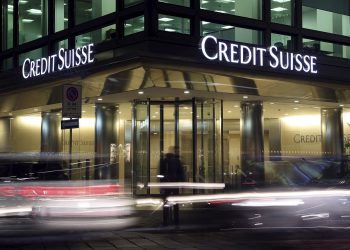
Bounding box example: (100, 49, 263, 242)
(160, 153, 185, 182)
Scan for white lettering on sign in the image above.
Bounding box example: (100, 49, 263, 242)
(22, 44, 94, 79)
(200, 35, 318, 74)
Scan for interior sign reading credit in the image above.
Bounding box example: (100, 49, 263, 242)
(22, 43, 94, 79)
(200, 35, 317, 74)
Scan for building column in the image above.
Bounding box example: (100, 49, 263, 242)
(0, 118, 11, 152)
(41, 111, 61, 152)
(95, 104, 117, 180)
(321, 108, 344, 160)
(240, 101, 264, 186)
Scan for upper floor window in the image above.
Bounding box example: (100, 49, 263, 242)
(2, 0, 14, 50)
(302, 0, 350, 37)
(75, 0, 116, 25)
(19, 0, 48, 44)
(55, 0, 68, 32)
(159, 0, 190, 7)
(271, 0, 293, 26)
(200, 0, 262, 20)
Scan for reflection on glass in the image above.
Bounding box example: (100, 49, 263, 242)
(3, 0, 14, 50)
(75, 0, 116, 25)
(55, 0, 68, 32)
(201, 21, 263, 45)
(159, 0, 190, 7)
(19, 47, 47, 66)
(124, 16, 144, 36)
(76, 25, 116, 47)
(302, 1, 350, 37)
(158, 14, 190, 34)
(124, 0, 143, 8)
(56, 39, 68, 50)
(271, 0, 293, 25)
(1, 58, 13, 71)
(19, 0, 48, 44)
(200, 0, 262, 20)
(303, 38, 350, 59)
(271, 33, 292, 50)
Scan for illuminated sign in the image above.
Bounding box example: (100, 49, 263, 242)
(200, 35, 317, 74)
(22, 44, 94, 79)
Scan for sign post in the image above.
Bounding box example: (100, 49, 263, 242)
(62, 85, 82, 179)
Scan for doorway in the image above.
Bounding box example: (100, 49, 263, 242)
(132, 98, 222, 195)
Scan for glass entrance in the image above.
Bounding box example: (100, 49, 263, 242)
(132, 98, 222, 195)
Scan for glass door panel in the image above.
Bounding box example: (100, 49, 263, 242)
(133, 101, 149, 195)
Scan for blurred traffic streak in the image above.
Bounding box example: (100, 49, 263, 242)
(0, 181, 138, 232)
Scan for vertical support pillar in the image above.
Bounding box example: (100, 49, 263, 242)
(240, 101, 264, 186)
(95, 103, 117, 180)
(41, 111, 61, 153)
(321, 108, 344, 176)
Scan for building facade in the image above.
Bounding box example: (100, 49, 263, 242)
(1, 0, 350, 194)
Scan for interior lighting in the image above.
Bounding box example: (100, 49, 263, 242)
(158, 17, 174, 22)
(294, 100, 299, 103)
(22, 19, 34, 23)
(222, 25, 234, 29)
(282, 115, 321, 126)
(340, 104, 344, 107)
(243, 96, 248, 99)
(165, 28, 176, 32)
(271, 7, 288, 12)
(184, 90, 190, 94)
(97, 98, 103, 101)
(138, 91, 144, 95)
(272, 0, 290, 3)
(19, 0, 28, 3)
(27, 9, 42, 15)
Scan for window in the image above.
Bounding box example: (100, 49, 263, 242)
(271, 0, 293, 26)
(303, 38, 350, 59)
(3, 0, 14, 50)
(271, 33, 292, 50)
(75, 0, 116, 25)
(159, 0, 190, 7)
(158, 14, 190, 34)
(55, 0, 68, 32)
(19, 47, 48, 66)
(124, 0, 143, 8)
(200, 0, 262, 20)
(201, 21, 263, 45)
(76, 25, 116, 47)
(302, 0, 350, 37)
(19, 0, 48, 44)
(1, 58, 13, 71)
(124, 16, 144, 36)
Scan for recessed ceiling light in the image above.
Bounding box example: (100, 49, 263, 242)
(159, 17, 174, 22)
(184, 90, 190, 94)
(19, 0, 28, 4)
(270, 102, 274, 105)
(294, 100, 299, 103)
(165, 28, 176, 32)
(271, 7, 288, 12)
(202, 21, 210, 25)
(227, 110, 232, 113)
(339, 104, 344, 107)
(97, 98, 103, 101)
(138, 91, 144, 95)
(27, 9, 42, 15)
(234, 105, 239, 108)
(82, 110, 86, 113)
(293, 107, 299, 110)
(243, 96, 248, 99)
(272, 0, 290, 3)
(222, 25, 234, 29)
(22, 19, 34, 23)
(284, 113, 288, 116)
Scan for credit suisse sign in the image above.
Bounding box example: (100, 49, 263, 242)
(200, 35, 317, 74)
(22, 44, 94, 79)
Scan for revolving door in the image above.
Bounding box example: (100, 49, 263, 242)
(132, 98, 222, 195)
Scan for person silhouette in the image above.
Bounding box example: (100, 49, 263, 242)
(159, 146, 185, 226)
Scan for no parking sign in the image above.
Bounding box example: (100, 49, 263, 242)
(62, 85, 82, 118)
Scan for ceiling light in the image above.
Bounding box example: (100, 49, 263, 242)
(124, 23, 132, 27)
(340, 104, 344, 107)
(227, 110, 232, 113)
(272, 0, 290, 3)
(294, 100, 299, 103)
(293, 107, 299, 110)
(216, 10, 227, 14)
(222, 25, 234, 29)
(64, 18, 68, 22)
(270, 102, 274, 105)
(165, 28, 176, 32)
(138, 91, 144, 95)
(85, 8, 92, 12)
(97, 98, 103, 101)
(202, 0, 209, 3)
(19, 0, 28, 3)
(22, 19, 34, 23)
(202, 21, 210, 25)
(234, 105, 239, 108)
(243, 96, 248, 99)
(184, 90, 190, 94)
(27, 9, 42, 15)
(159, 17, 174, 22)
(271, 7, 288, 12)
